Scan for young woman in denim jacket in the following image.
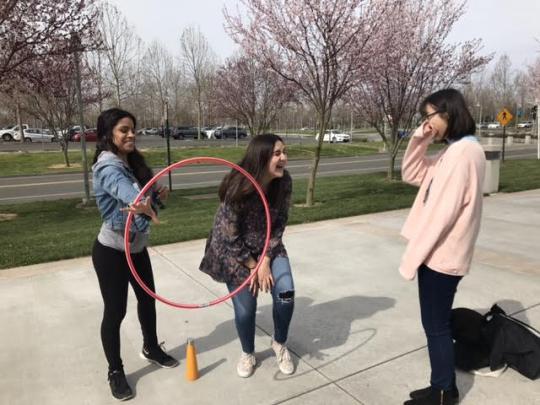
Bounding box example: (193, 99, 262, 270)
(200, 134, 295, 378)
(91, 108, 178, 401)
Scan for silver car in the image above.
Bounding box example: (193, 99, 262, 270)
(14, 128, 57, 142)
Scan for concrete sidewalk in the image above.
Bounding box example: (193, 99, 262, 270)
(1, 190, 539, 405)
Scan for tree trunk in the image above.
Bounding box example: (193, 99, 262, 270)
(61, 139, 71, 167)
(115, 79, 121, 107)
(387, 151, 396, 180)
(98, 53, 103, 112)
(305, 110, 329, 207)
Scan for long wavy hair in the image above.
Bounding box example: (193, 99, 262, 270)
(93, 108, 153, 187)
(218, 134, 288, 208)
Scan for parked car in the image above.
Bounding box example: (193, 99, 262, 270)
(487, 122, 501, 129)
(71, 128, 97, 142)
(517, 121, 533, 129)
(203, 126, 221, 139)
(476, 122, 489, 129)
(13, 128, 57, 142)
(172, 126, 201, 139)
(316, 129, 351, 143)
(67, 125, 89, 140)
(0, 124, 29, 141)
(137, 127, 159, 135)
(214, 126, 248, 139)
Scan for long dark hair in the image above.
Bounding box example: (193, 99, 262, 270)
(93, 108, 153, 186)
(419, 88, 476, 142)
(218, 134, 288, 208)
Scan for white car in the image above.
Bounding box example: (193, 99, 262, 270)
(0, 124, 29, 141)
(14, 128, 57, 142)
(487, 122, 501, 129)
(316, 129, 351, 143)
(517, 121, 533, 129)
(137, 127, 159, 136)
(204, 126, 221, 139)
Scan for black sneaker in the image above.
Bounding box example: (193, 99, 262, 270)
(107, 369, 134, 401)
(140, 342, 179, 368)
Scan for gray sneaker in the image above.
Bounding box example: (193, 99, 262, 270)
(271, 339, 294, 375)
(236, 352, 257, 378)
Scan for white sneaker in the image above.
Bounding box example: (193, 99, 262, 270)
(236, 352, 256, 378)
(271, 339, 294, 375)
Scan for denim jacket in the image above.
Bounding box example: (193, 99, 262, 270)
(92, 151, 150, 234)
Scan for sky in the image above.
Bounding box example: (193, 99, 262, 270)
(110, 0, 540, 71)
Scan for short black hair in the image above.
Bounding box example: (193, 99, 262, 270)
(419, 88, 476, 141)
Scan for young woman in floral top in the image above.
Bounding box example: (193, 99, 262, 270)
(200, 134, 295, 378)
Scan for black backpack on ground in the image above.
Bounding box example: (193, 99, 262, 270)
(451, 307, 491, 371)
(483, 304, 540, 380)
(451, 304, 540, 380)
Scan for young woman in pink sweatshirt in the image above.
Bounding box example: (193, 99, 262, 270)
(401, 89, 486, 405)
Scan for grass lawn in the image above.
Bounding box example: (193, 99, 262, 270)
(0, 143, 381, 177)
(0, 159, 538, 270)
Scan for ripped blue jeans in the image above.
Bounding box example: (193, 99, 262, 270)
(226, 256, 295, 354)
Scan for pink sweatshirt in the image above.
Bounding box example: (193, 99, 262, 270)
(399, 125, 486, 280)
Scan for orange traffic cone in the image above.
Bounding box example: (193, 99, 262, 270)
(185, 338, 199, 381)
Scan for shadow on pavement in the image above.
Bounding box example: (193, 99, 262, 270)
(128, 295, 395, 386)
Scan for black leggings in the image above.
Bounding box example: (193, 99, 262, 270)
(92, 240, 158, 371)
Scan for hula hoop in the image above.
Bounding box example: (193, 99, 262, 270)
(124, 157, 271, 309)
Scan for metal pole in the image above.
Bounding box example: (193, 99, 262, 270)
(235, 119, 238, 147)
(501, 124, 506, 162)
(476, 103, 482, 136)
(537, 103, 539, 160)
(165, 101, 172, 190)
(350, 109, 353, 142)
(73, 35, 90, 204)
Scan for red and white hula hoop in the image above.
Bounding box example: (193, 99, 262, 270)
(124, 157, 271, 309)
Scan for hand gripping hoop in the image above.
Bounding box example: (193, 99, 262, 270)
(124, 157, 271, 309)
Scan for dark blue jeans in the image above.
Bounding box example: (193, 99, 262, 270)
(227, 256, 295, 354)
(418, 264, 462, 391)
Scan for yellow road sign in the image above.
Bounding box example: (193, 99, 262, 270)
(496, 108, 513, 127)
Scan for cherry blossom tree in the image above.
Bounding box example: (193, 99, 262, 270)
(211, 54, 296, 136)
(224, 0, 387, 206)
(22, 54, 104, 166)
(0, 0, 96, 84)
(348, 0, 491, 179)
(1, 0, 97, 144)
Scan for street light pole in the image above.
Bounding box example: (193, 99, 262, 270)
(537, 103, 539, 160)
(476, 102, 482, 136)
(165, 101, 172, 190)
(73, 33, 90, 205)
(350, 109, 353, 142)
(235, 119, 239, 147)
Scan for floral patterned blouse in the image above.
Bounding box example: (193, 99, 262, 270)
(199, 171, 292, 285)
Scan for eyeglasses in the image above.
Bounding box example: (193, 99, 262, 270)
(422, 110, 440, 121)
(416, 110, 440, 126)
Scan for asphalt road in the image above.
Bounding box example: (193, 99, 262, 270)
(0, 144, 538, 204)
(0, 134, 317, 152)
